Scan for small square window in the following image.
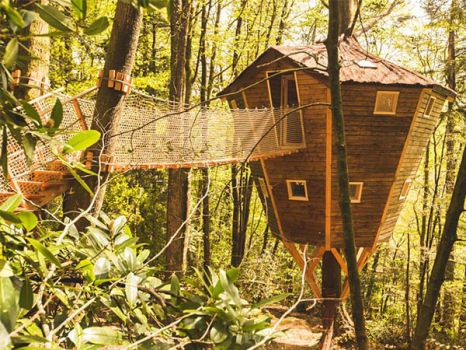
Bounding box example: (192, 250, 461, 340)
(286, 180, 308, 201)
(349, 182, 364, 203)
(258, 177, 269, 198)
(374, 91, 399, 115)
(400, 179, 412, 200)
(423, 96, 436, 118)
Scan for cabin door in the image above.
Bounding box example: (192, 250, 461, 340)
(280, 75, 303, 146)
(266, 72, 304, 147)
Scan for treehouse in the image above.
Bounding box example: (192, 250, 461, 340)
(219, 37, 455, 263)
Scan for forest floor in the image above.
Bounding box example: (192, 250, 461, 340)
(266, 306, 375, 350)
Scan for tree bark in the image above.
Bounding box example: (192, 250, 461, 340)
(321, 251, 341, 349)
(441, 0, 458, 332)
(62, 1, 143, 222)
(15, 0, 50, 100)
(166, 0, 192, 275)
(411, 147, 466, 350)
(325, 1, 369, 349)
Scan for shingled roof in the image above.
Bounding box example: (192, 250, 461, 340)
(220, 36, 454, 97)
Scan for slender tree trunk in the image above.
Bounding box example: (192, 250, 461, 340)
(62, 1, 143, 222)
(199, 0, 211, 270)
(411, 147, 466, 349)
(166, 0, 192, 275)
(441, 0, 458, 331)
(406, 232, 412, 346)
(15, 0, 50, 100)
(364, 249, 380, 309)
(325, 1, 368, 349)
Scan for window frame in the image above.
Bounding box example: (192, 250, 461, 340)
(373, 91, 400, 116)
(399, 178, 413, 200)
(286, 179, 309, 201)
(349, 182, 364, 203)
(423, 96, 436, 118)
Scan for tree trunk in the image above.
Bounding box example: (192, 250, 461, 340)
(15, 0, 50, 100)
(441, 0, 458, 332)
(62, 1, 143, 222)
(321, 251, 341, 348)
(411, 147, 466, 350)
(325, 1, 369, 349)
(166, 0, 192, 275)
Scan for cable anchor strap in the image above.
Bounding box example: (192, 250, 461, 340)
(97, 70, 133, 94)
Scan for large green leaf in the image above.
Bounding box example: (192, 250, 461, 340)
(0, 194, 22, 212)
(17, 211, 38, 231)
(84, 17, 109, 35)
(0, 321, 11, 349)
(125, 272, 139, 308)
(0, 277, 18, 332)
(82, 327, 122, 345)
(26, 238, 62, 268)
(3, 38, 18, 69)
(34, 4, 73, 32)
(63, 130, 101, 154)
(93, 257, 110, 279)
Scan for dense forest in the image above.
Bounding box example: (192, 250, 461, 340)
(0, 0, 465, 349)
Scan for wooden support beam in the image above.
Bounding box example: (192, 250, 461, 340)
(340, 247, 373, 300)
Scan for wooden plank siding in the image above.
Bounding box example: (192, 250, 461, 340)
(375, 89, 446, 244)
(225, 49, 445, 249)
(330, 84, 422, 247)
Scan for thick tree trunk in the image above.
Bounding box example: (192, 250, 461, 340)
(166, 0, 192, 275)
(15, 0, 50, 100)
(62, 1, 143, 221)
(325, 1, 369, 349)
(411, 147, 466, 350)
(321, 251, 341, 349)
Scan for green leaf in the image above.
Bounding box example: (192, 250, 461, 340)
(0, 277, 18, 332)
(170, 274, 180, 296)
(20, 102, 42, 127)
(63, 130, 100, 154)
(253, 293, 290, 309)
(125, 272, 139, 308)
(82, 327, 122, 345)
(0, 210, 21, 224)
(17, 212, 38, 231)
(110, 216, 126, 236)
(0, 321, 12, 350)
(226, 267, 240, 284)
(5, 6, 25, 28)
(19, 279, 33, 310)
(26, 238, 62, 268)
(1, 128, 8, 176)
(71, 0, 87, 19)
(3, 38, 18, 69)
(49, 99, 63, 132)
(150, 0, 169, 9)
(210, 323, 228, 344)
(0, 194, 22, 212)
(22, 133, 37, 164)
(34, 4, 73, 32)
(84, 17, 109, 35)
(93, 257, 110, 279)
(12, 335, 48, 344)
(65, 165, 94, 196)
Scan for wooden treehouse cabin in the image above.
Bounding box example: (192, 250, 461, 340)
(219, 37, 455, 298)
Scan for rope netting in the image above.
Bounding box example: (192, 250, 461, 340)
(1, 88, 305, 194)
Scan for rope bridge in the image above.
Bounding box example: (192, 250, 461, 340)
(1, 88, 305, 208)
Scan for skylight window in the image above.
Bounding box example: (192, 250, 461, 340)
(356, 59, 377, 69)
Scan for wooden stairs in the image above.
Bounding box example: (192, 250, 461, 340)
(1, 163, 72, 210)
